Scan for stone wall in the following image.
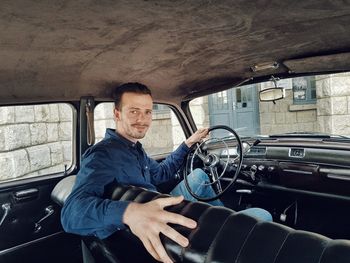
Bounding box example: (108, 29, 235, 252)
(0, 104, 72, 182)
(94, 103, 116, 142)
(316, 73, 350, 135)
(141, 111, 175, 155)
(259, 79, 318, 135)
(171, 110, 186, 150)
(189, 97, 210, 129)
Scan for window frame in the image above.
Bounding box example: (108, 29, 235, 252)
(292, 76, 317, 105)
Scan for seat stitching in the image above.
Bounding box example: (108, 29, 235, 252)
(271, 229, 292, 263)
(203, 212, 234, 263)
(182, 205, 212, 262)
(317, 239, 331, 263)
(234, 219, 259, 263)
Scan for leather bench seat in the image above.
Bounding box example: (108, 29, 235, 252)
(52, 176, 350, 263)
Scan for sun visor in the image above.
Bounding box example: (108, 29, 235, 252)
(283, 52, 350, 74)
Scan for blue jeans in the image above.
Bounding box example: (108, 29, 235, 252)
(171, 168, 272, 221)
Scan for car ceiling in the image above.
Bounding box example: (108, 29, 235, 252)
(0, 0, 350, 105)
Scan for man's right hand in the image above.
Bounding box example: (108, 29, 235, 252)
(122, 195, 197, 263)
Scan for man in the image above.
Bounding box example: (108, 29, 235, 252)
(61, 82, 271, 263)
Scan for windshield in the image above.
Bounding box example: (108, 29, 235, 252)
(189, 72, 350, 139)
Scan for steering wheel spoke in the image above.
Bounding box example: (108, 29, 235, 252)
(184, 125, 244, 202)
(209, 166, 223, 193)
(196, 152, 206, 161)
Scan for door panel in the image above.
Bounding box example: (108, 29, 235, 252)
(0, 176, 82, 263)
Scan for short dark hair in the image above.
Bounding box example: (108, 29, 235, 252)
(113, 82, 152, 109)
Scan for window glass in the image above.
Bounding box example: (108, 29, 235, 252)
(214, 91, 228, 109)
(236, 89, 241, 103)
(190, 72, 350, 138)
(0, 103, 74, 183)
(94, 103, 185, 156)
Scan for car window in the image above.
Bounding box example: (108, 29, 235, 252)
(94, 103, 186, 156)
(190, 72, 350, 138)
(0, 103, 74, 183)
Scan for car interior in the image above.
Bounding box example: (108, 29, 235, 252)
(0, 1, 350, 263)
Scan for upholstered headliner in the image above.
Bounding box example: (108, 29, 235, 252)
(0, 0, 349, 105)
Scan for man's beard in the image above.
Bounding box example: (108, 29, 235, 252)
(128, 124, 149, 139)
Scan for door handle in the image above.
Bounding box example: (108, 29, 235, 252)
(34, 205, 54, 233)
(236, 189, 252, 194)
(13, 188, 39, 202)
(0, 203, 11, 227)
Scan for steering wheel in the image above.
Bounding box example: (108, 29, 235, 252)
(184, 125, 243, 201)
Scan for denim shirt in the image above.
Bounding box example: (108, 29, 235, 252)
(61, 128, 190, 239)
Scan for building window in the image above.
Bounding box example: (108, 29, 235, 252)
(212, 91, 229, 110)
(292, 76, 316, 104)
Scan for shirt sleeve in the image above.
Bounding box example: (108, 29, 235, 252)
(61, 147, 130, 239)
(148, 142, 191, 185)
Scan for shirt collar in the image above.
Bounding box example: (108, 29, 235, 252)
(105, 128, 142, 149)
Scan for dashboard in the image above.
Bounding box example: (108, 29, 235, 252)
(214, 139, 350, 198)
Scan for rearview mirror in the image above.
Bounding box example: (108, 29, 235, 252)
(259, 87, 285, 102)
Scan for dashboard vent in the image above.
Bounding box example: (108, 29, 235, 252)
(289, 148, 305, 158)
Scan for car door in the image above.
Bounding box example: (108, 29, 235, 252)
(0, 103, 82, 263)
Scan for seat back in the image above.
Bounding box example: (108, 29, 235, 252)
(52, 176, 350, 263)
(51, 175, 76, 206)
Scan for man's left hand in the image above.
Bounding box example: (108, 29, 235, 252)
(185, 128, 209, 148)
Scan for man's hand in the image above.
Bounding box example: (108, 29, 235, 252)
(122, 196, 197, 263)
(185, 128, 209, 148)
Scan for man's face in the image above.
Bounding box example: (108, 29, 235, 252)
(114, 92, 153, 142)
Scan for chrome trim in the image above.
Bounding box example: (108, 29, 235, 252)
(283, 169, 313, 175)
(0, 203, 11, 227)
(320, 168, 350, 176)
(0, 231, 64, 256)
(326, 174, 350, 181)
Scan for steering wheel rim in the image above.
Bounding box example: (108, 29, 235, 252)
(184, 125, 243, 202)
